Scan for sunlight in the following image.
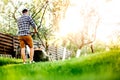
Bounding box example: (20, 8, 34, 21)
(59, 6, 84, 36)
(58, 0, 120, 43)
(96, 0, 120, 42)
(59, 0, 98, 36)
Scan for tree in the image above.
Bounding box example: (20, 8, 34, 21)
(0, 0, 26, 34)
(66, 3, 101, 58)
(50, 0, 70, 31)
(107, 30, 120, 50)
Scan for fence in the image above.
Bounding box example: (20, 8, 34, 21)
(0, 32, 72, 61)
(48, 46, 72, 61)
(0, 33, 19, 57)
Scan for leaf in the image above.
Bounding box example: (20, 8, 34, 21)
(3, 0, 9, 5)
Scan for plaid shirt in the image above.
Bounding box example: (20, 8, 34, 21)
(17, 15, 36, 36)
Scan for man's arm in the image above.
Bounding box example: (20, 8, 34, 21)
(28, 16, 38, 33)
(34, 27, 38, 33)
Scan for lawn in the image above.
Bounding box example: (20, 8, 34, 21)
(0, 50, 120, 80)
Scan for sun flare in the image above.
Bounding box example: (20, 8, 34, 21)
(57, 0, 120, 43)
(59, 6, 84, 36)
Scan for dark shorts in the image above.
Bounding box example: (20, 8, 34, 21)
(18, 35, 33, 48)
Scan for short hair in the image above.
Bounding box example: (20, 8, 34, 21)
(22, 9, 28, 13)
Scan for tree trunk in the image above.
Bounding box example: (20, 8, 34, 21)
(76, 49, 81, 58)
(62, 47, 66, 61)
(90, 44, 94, 53)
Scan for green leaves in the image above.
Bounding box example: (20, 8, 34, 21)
(3, 0, 9, 5)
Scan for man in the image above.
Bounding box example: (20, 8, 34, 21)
(17, 9, 37, 64)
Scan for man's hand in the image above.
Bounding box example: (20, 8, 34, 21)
(34, 27, 38, 33)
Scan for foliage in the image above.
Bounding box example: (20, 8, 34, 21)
(0, 0, 26, 34)
(92, 40, 106, 52)
(50, 0, 70, 31)
(0, 50, 120, 80)
(1, 0, 119, 55)
(66, 6, 101, 50)
(108, 31, 120, 50)
(0, 57, 21, 66)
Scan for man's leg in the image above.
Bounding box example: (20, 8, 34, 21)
(25, 35, 34, 62)
(19, 36, 26, 63)
(30, 47, 34, 61)
(21, 48, 26, 63)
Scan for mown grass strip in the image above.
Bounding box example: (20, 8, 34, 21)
(0, 50, 120, 80)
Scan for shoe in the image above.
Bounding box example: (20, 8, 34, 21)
(30, 61, 35, 64)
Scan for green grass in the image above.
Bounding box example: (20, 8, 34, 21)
(0, 50, 120, 80)
(0, 57, 22, 66)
